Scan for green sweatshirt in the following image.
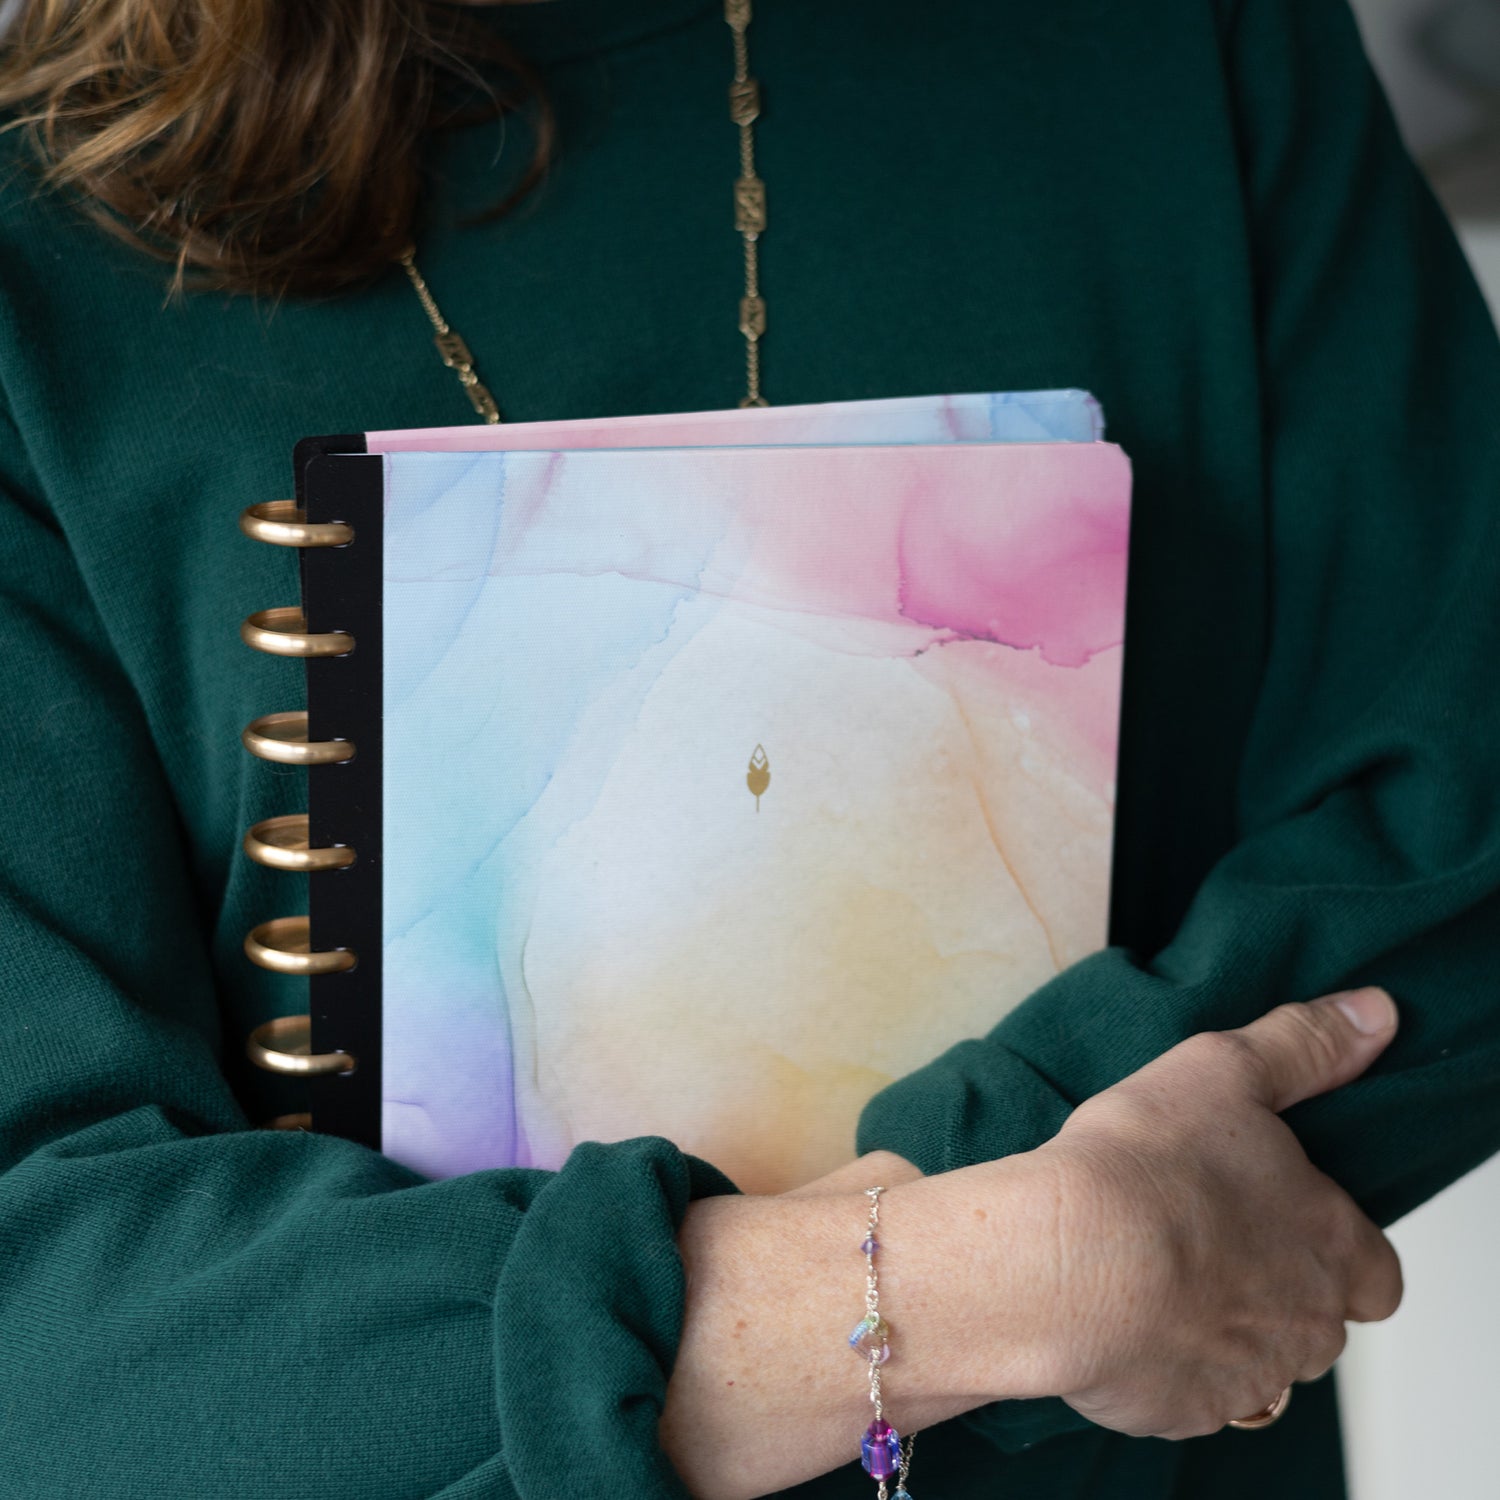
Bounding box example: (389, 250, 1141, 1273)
(1, 0, 1496, 1495)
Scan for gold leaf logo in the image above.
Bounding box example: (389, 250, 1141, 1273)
(746, 744, 770, 810)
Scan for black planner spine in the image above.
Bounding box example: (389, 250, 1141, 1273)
(237, 436, 384, 1150)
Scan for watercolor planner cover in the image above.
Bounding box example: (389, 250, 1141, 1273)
(297, 391, 1131, 1195)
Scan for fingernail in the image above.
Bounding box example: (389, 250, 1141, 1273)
(1326, 987, 1398, 1036)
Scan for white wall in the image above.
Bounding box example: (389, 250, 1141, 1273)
(1337, 7, 1499, 1497)
(1459, 222, 1500, 314)
(1342, 1155, 1500, 1499)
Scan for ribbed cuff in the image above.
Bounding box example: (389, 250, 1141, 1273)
(492, 1136, 740, 1497)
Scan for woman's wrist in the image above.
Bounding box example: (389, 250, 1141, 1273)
(778, 1148, 926, 1198)
(876, 1150, 1069, 1407)
(778, 1142, 1071, 1405)
(661, 1151, 1065, 1499)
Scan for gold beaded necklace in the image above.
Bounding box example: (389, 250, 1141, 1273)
(397, 0, 769, 424)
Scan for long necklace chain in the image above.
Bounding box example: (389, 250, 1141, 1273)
(727, 0, 768, 407)
(399, 0, 769, 424)
(397, 250, 502, 423)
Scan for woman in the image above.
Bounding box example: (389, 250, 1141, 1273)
(0, 1, 1495, 1497)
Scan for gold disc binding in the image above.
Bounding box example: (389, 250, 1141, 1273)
(239, 500, 354, 548)
(244, 814, 356, 873)
(241, 607, 354, 659)
(242, 711, 355, 766)
(246, 1015, 355, 1077)
(244, 916, 356, 976)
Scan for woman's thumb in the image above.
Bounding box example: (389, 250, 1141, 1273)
(1231, 988, 1399, 1112)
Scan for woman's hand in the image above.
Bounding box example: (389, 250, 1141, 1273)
(1032, 986, 1404, 1438)
(661, 989, 1404, 1498)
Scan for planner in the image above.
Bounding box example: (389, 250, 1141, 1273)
(239, 390, 1131, 1194)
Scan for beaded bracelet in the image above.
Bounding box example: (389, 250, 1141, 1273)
(849, 1186, 917, 1498)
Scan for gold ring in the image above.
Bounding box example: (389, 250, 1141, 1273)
(240, 607, 354, 658)
(246, 1015, 355, 1077)
(241, 711, 355, 766)
(244, 915, 356, 976)
(243, 814, 356, 873)
(1228, 1386, 1292, 1431)
(239, 500, 354, 548)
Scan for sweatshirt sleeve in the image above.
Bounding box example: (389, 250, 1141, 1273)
(858, 0, 1500, 1454)
(0, 404, 736, 1497)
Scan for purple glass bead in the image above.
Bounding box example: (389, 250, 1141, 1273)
(860, 1237, 880, 1255)
(861, 1418, 900, 1479)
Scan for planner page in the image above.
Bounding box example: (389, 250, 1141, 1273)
(366, 386, 1104, 453)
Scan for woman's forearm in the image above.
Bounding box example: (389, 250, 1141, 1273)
(659, 1154, 1060, 1500)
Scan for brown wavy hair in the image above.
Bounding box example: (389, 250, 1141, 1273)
(0, 0, 552, 296)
